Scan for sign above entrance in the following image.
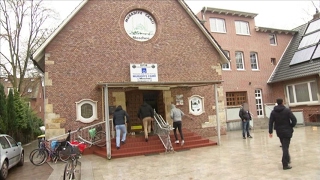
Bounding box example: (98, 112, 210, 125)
(130, 63, 158, 82)
(124, 10, 156, 42)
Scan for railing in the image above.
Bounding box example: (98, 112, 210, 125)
(47, 120, 111, 143)
(153, 110, 174, 153)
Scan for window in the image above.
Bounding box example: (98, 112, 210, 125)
(250, 52, 259, 70)
(28, 88, 32, 92)
(76, 99, 98, 123)
(226, 92, 247, 106)
(235, 21, 250, 35)
(271, 58, 276, 65)
(235, 51, 244, 70)
(269, 34, 277, 45)
(209, 18, 226, 33)
(286, 81, 319, 105)
(255, 89, 264, 117)
(0, 137, 10, 149)
(222, 50, 230, 70)
(6, 136, 17, 147)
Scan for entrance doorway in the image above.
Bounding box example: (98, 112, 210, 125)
(125, 90, 165, 133)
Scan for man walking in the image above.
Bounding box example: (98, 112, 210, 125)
(137, 101, 154, 142)
(269, 98, 297, 170)
(113, 105, 129, 150)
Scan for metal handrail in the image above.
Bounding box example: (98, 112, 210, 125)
(47, 120, 110, 142)
(153, 110, 174, 153)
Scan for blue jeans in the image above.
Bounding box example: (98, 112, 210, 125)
(115, 124, 127, 147)
(242, 120, 250, 137)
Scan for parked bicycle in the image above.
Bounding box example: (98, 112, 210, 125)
(76, 125, 106, 147)
(63, 141, 84, 180)
(29, 130, 72, 166)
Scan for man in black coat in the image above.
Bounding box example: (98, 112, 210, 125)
(269, 98, 297, 170)
(137, 102, 154, 142)
(239, 103, 252, 139)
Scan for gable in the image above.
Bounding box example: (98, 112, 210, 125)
(32, 0, 229, 72)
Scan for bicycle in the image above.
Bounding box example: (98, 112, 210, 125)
(29, 130, 72, 165)
(76, 125, 106, 147)
(63, 141, 84, 180)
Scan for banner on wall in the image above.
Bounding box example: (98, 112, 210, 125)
(130, 63, 158, 82)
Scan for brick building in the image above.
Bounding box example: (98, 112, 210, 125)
(32, 0, 229, 139)
(0, 77, 44, 121)
(197, 7, 296, 129)
(268, 12, 320, 125)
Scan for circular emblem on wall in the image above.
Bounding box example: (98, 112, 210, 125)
(188, 95, 205, 116)
(124, 10, 156, 42)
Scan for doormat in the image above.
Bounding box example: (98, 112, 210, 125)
(144, 153, 160, 156)
(175, 148, 190, 152)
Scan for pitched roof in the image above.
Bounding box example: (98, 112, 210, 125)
(32, 0, 229, 70)
(268, 22, 320, 83)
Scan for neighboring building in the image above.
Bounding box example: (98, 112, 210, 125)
(32, 0, 229, 139)
(268, 12, 320, 125)
(197, 7, 296, 129)
(0, 77, 44, 120)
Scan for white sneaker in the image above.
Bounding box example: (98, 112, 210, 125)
(175, 140, 179, 144)
(181, 140, 185, 146)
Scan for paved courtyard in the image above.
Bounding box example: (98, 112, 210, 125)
(48, 125, 320, 180)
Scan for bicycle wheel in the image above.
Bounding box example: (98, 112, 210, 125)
(63, 161, 74, 180)
(58, 148, 70, 162)
(29, 149, 39, 161)
(93, 131, 106, 147)
(30, 149, 48, 166)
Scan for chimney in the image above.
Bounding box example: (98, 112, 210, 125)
(313, 8, 320, 20)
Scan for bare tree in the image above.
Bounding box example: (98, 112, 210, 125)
(0, 0, 55, 93)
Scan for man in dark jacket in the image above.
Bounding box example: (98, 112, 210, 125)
(137, 102, 154, 142)
(239, 103, 252, 139)
(113, 105, 129, 149)
(269, 98, 297, 170)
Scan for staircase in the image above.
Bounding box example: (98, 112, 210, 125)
(83, 128, 217, 159)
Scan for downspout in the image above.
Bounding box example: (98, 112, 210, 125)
(214, 84, 221, 145)
(102, 86, 104, 121)
(104, 85, 111, 159)
(202, 6, 207, 21)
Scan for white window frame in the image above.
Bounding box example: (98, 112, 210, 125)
(250, 52, 259, 70)
(255, 89, 264, 117)
(286, 81, 319, 106)
(235, 51, 244, 70)
(222, 50, 230, 70)
(209, 18, 226, 33)
(269, 33, 277, 45)
(76, 99, 98, 123)
(235, 21, 250, 35)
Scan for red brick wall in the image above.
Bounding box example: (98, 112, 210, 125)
(198, 11, 293, 117)
(271, 75, 320, 123)
(44, 0, 223, 132)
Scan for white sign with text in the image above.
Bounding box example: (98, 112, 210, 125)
(130, 63, 158, 82)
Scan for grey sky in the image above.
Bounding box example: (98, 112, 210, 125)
(49, 0, 319, 30)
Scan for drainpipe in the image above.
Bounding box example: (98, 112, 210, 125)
(202, 6, 207, 21)
(214, 84, 221, 145)
(104, 85, 111, 159)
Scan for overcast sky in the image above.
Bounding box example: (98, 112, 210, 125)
(48, 0, 319, 30)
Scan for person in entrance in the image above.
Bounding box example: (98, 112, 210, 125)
(137, 102, 154, 142)
(113, 105, 129, 150)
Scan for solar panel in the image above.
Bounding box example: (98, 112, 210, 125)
(305, 18, 320, 34)
(290, 46, 315, 65)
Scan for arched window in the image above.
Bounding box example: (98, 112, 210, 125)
(76, 99, 98, 123)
